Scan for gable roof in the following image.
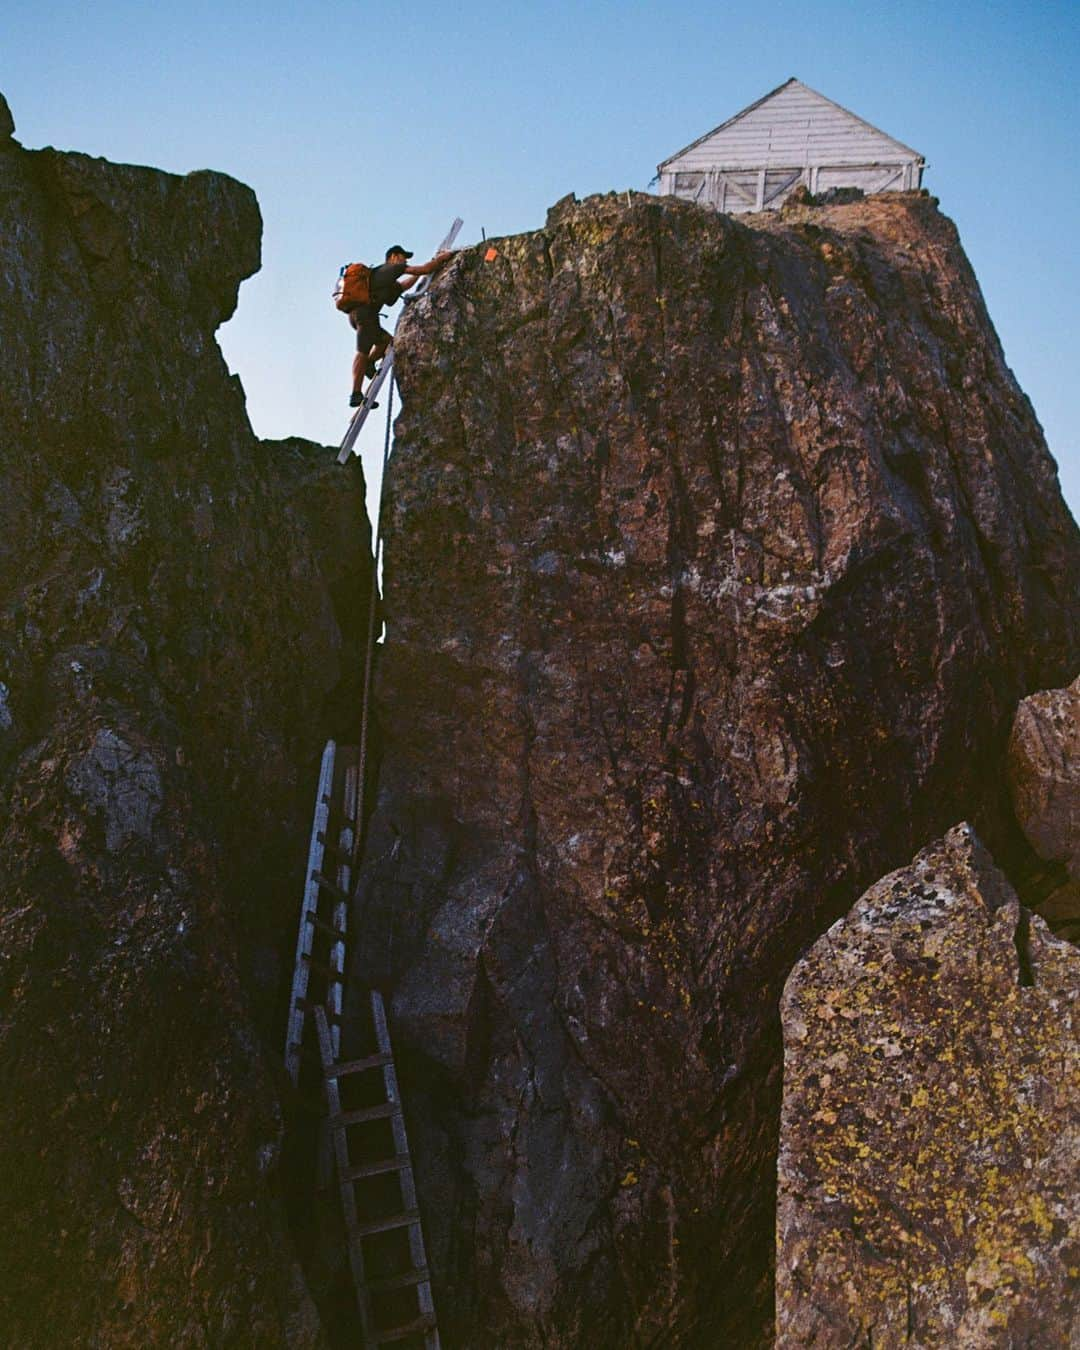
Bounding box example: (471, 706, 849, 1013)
(658, 78, 923, 172)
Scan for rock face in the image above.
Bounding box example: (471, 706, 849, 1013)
(1008, 676, 1080, 939)
(777, 824, 1080, 1347)
(0, 92, 15, 145)
(348, 190, 1080, 1345)
(0, 101, 371, 1344)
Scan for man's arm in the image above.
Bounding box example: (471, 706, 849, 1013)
(401, 250, 455, 280)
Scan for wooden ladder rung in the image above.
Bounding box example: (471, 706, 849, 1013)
(342, 1153, 411, 1182)
(311, 869, 351, 903)
(325, 1052, 394, 1080)
(328, 1103, 399, 1128)
(351, 1208, 421, 1239)
(365, 1266, 431, 1294)
(305, 911, 349, 945)
(371, 1313, 438, 1344)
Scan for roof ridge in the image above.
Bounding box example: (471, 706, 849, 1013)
(657, 78, 923, 173)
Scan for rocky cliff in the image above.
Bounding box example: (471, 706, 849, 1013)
(0, 95, 372, 1344)
(349, 189, 1080, 1345)
(4, 82, 1079, 1348)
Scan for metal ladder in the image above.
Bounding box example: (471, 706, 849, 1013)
(285, 739, 358, 1084)
(315, 999, 439, 1348)
(287, 741, 440, 1346)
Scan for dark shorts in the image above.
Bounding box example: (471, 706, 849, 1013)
(349, 305, 390, 355)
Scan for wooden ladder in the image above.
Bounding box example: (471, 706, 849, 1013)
(315, 999, 440, 1348)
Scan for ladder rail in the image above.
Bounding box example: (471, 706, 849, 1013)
(285, 740, 337, 1083)
(314, 989, 441, 1349)
(329, 758, 358, 1057)
(371, 992, 440, 1349)
(409, 216, 463, 299)
(316, 1005, 377, 1344)
(337, 351, 395, 463)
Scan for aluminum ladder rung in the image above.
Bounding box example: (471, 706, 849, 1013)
(305, 911, 349, 945)
(316, 831, 357, 866)
(371, 1313, 438, 1344)
(350, 1208, 421, 1239)
(301, 953, 345, 984)
(310, 869, 351, 903)
(294, 998, 342, 1024)
(365, 1266, 431, 1294)
(328, 1102, 400, 1128)
(325, 1051, 394, 1080)
(342, 1152, 411, 1182)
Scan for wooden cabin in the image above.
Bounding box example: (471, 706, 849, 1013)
(657, 78, 925, 214)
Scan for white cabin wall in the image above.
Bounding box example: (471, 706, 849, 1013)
(666, 167, 917, 214)
(815, 165, 909, 194)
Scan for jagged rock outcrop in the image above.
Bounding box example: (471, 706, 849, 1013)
(348, 190, 1080, 1345)
(0, 97, 371, 1344)
(0, 92, 15, 145)
(777, 824, 1080, 1346)
(1008, 676, 1080, 940)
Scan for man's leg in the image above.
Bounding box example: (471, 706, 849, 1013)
(347, 313, 393, 407)
(361, 329, 392, 394)
(349, 310, 376, 402)
(351, 350, 367, 398)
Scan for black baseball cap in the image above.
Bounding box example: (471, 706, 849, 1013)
(385, 245, 414, 259)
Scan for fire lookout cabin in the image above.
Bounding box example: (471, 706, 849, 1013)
(657, 78, 925, 214)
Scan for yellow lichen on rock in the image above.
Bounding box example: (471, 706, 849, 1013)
(776, 824, 1080, 1347)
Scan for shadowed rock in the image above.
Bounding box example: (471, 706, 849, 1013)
(1008, 676, 1080, 940)
(777, 824, 1080, 1347)
(0, 94, 371, 1345)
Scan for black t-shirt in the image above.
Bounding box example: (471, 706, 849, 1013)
(369, 261, 408, 308)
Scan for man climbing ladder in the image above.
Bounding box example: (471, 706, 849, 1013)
(335, 219, 463, 464)
(340, 244, 455, 408)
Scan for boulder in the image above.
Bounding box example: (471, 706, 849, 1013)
(1008, 675, 1080, 876)
(777, 824, 1080, 1347)
(1008, 675, 1080, 941)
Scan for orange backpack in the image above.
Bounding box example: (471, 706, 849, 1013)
(333, 262, 372, 312)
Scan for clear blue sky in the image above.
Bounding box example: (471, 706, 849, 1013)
(4, 0, 1078, 522)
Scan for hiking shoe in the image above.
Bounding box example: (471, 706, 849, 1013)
(349, 390, 365, 407)
(365, 360, 378, 378)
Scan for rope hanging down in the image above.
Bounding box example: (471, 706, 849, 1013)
(352, 374, 395, 869)
(342, 219, 463, 972)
